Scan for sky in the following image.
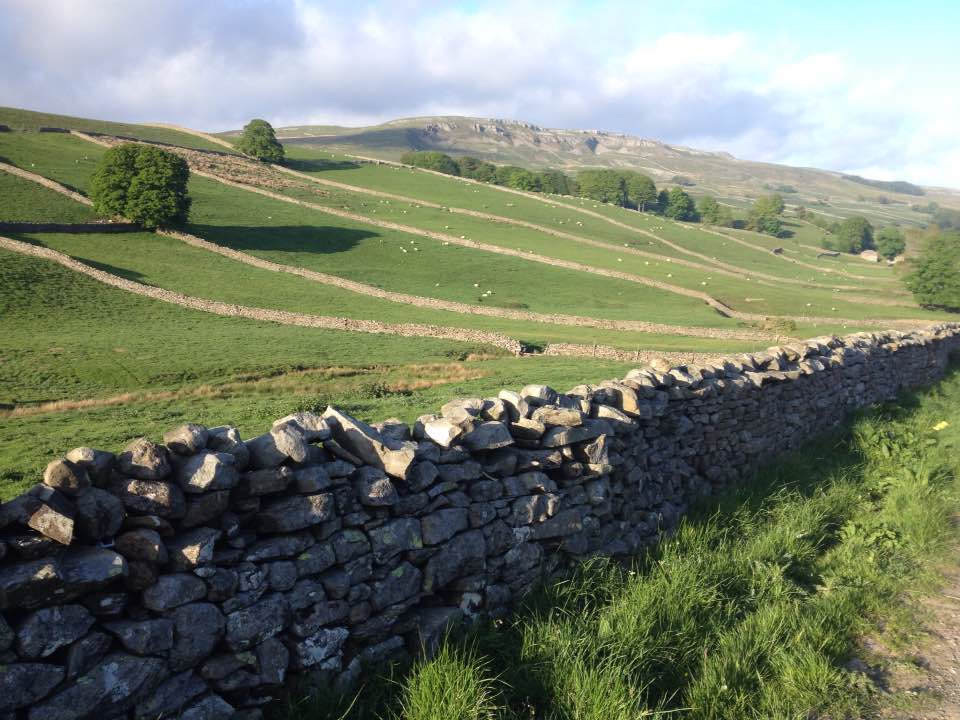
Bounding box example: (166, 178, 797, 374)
(2, 0, 958, 186)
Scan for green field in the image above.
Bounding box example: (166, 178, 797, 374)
(0, 110, 953, 500)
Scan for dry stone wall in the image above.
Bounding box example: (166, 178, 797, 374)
(1, 325, 959, 719)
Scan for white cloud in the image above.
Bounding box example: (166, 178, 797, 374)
(0, 0, 956, 186)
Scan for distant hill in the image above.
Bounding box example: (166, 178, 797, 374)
(252, 115, 960, 226)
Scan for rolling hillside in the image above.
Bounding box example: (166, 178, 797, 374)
(0, 105, 953, 497)
(267, 115, 960, 227)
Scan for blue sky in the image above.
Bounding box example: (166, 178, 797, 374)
(1, 0, 958, 186)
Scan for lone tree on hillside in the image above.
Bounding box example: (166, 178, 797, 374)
(236, 119, 284, 163)
(747, 194, 785, 236)
(90, 143, 190, 228)
(905, 231, 960, 311)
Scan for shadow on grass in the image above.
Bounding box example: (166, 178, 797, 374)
(183, 224, 377, 256)
(282, 157, 362, 173)
(277, 364, 960, 720)
(283, 127, 426, 152)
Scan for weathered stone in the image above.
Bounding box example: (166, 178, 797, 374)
(104, 618, 174, 655)
(529, 508, 584, 539)
(0, 557, 62, 609)
(175, 451, 239, 494)
(0, 663, 65, 712)
(531, 406, 584, 427)
(28, 652, 167, 720)
(5, 533, 59, 560)
(421, 417, 464, 448)
(368, 518, 422, 562)
(143, 573, 207, 611)
(353, 467, 399, 506)
(293, 464, 332, 493)
(323, 407, 416, 479)
(407, 460, 439, 491)
(169, 602, 225, 670)
(245, 532, 314, 562)
(207, 425, 249, 470)
(163, 424, 209, 455)
(371, 562, 421, 611)
(200, 652, 256, 681)
(42, 458, 90, 496)
(287, 577, 327, 610)
(503, 471, 556, 496)
(225, 594, 290, 651)
(267, 560, 298, 591)
(421, 508, 469, 545)
(436, 461, 482, 484)
(331, 529, 370, 563)
(270, 422, 310, 463)
(115, 528, 167, 564)
(255, 636, 290, 685)
(59, 548, 127, 598)
(498, 389, 531, 421)
(17, 604, 95, 658)
(245, 432, 288, 469)
(65, 447, 115, 485)
(126, 561, 158, 591)
(520, 384, 558, 405)
(290, 600, 350, 637)
(66, 631, 112, 680)
(510, 493, 561, 525)
(540, 421, 605, 448)
(109, 477, 186, 519)
(423, 530, 486, 593)
(287, 626, 348, 670)
(168, 527, 220, 570)
(0, 613, 11, 652)
(242, 466, 292, 496)
(178, 694, 235, 720)
(133, 670, 207, 720)
(509, 417, 546, 441)
(182, 490, 231, 528)
(257, 492, 334, 533)
(118, 438, 171, 481)
(274, 411, 332, 441)
(73, 488, 124, 542)
(461, 421, 514, 451)
(26, 489, 75, 545)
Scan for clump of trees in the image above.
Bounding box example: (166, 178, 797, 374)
(747, 194, 785, 236)
(399, 151, 578, 194)
(875, 227, 906, 259)
(697, 196, 734, 227)
(662, 187, 698, 221)
(577, 169, 662, 212)
(90, 143, 190, 228)
(905, 231, 960, 311)
(236, 119, 284, 163)
(822, 216, 874, 254)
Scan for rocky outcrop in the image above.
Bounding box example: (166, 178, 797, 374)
(0, 325, 957, 719)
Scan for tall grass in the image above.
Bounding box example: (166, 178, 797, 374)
(290, 365, 960, 720)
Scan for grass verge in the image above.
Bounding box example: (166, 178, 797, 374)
(280, 362, 960, 720)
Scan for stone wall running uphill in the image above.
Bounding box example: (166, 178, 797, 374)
(1, 325, 959, 719)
